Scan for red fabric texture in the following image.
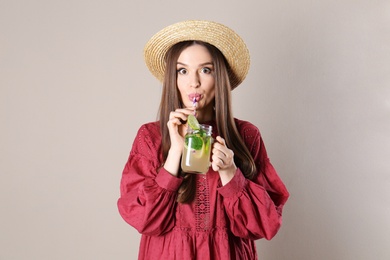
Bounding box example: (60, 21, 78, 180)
(117, 119, 289, 260)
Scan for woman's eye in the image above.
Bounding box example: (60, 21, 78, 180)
(201, 67, 212, 74)
(177, 68, 187, 75)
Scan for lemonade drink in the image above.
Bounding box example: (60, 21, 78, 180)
(181, 124, 212, 174)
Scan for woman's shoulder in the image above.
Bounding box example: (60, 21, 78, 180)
(136, 121, 161, 138)
(129, 121, 161, 159)
(234, 118, 261, 136)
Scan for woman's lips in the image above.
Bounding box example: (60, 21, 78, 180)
(188, 93, 201, 102)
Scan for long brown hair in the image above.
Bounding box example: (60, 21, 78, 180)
(158, 41, 256, 203)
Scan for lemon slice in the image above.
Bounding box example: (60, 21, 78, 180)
(193, 142, 206, 158)
(187, 114, 200, 130)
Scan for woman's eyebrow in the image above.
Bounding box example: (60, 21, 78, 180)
(176, 62, 213, 66)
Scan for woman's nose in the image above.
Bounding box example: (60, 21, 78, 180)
(189, 72, 200, 88)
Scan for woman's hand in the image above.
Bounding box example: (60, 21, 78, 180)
(167, 108, 195, 151)
(163, 108, 195, 176)
(211, 136, 237, 185)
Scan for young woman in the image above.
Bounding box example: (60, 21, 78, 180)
(117, 20, 289, 260)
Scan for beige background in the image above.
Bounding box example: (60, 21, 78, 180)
(1, 0, 390, 259)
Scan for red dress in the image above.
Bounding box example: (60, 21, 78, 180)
(117, 119, 289, 260)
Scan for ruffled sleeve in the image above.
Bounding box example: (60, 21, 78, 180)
(217, 121, 289, 240)
(117, 123, 183, 236)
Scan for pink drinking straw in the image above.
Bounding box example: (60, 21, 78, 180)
(192, 97, 197, 115)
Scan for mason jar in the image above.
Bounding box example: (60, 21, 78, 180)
(181, 124, 213, 174)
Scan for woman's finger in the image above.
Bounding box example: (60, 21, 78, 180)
(212, 136, 235, 170)
(169, 108, 196, 123)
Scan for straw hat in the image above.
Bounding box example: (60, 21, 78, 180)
(143, 20, 250, 89)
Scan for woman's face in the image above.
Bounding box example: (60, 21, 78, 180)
(176, 44, 215, 114)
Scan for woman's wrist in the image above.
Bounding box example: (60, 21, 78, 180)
(163, 148, 182, 176)
(219, 165, 237, 186)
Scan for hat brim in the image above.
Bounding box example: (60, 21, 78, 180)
(143, 20, 250, 89)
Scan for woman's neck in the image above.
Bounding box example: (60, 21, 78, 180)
(196, 106, 215, 124)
